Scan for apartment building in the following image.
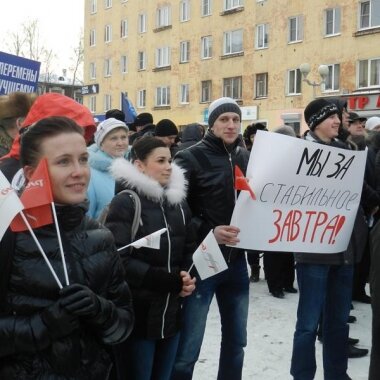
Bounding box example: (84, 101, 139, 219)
(83, 0, 380, 133)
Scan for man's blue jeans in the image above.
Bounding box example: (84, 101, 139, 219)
(118, 333, 180, 380)
(290, 263, 353, 380)
(171, 255, 249, 380)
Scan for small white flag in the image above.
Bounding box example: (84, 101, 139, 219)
(0, 171, 24, 241)
(117, 228, 167, 251)
(192, 230, 228, 280)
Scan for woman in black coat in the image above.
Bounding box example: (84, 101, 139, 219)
(0, 116, 134, 379)
(105, 137, 196, 380)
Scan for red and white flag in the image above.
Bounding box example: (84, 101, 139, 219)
(192, 230, 228, 280)
(11, 158, 53, 232)
(235, 165, 256, 200)
(0, 171, 24, 240)
(117, 228, 167, 251)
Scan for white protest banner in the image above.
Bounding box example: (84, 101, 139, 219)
(0, 171, 24, 240)
(192, 230, 228, 280)
(117, 228, 167, 251)
(230, 131, 367, 253)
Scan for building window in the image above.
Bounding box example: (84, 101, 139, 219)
(90, 96, 96, 112)
(223, 76, 242, 99)
(121, 19, 128, 38)
(156, 5, 171, 28)
(180, 41, 190, 63)
(156, 47, 170, 68)
(90, 0, 97, 14)
(359, 0, 380, 29)
(287, 69, 302, 95)
(105, 0, 112, 8)
(288, 15, 303, 43)
(156, 86, 170, 106)
(223, 29, 243, 55)
(180, 84, 190, 103)
(202, 0, 211, 16)
(90, 62, 96, 79)
(138, 13, 147, 33)
(358, 58, 380, 88)
(201, 36, 212, 59)
(138, 51, 146, 70)
(105, 24, 112, 43)
(224, 0, 242, 11)
(324, 64, 340, 91)
(324, 8, 341, 36)
(137, 89, 146, 108)
(201, 80, 212, 102)
(90, 29, 96, 46)
(256, 24, 268, 49)
(104, 58, 112, 77)
(255, 73, 268, 98)
(121, 55, 128, 73)
(104, 94, 112, 111)
(180, 0, 190, 22)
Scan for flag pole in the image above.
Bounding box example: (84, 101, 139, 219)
(51, 202, 69, 286)
(20, 211, 63, 289)
(187, 263, 195, 273)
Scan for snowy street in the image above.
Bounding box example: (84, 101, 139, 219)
(193, 274, 371, 380)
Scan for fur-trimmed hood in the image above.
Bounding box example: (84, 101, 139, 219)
(110, 158, 187, 205)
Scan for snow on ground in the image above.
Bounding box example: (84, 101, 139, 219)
(193, 272, 371, 380)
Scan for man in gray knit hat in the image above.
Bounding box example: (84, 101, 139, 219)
(172, 97, 250, 380)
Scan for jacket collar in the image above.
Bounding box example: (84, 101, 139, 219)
(110, 158, 187, 205)
(203, 130, 241, 153)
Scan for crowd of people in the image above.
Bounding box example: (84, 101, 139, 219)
(0, 91, 378, 379)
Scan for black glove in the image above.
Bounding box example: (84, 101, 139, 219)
(59, 284, 100, 318)
(41, 301, 80, 340)
(143, 268, 183, 293)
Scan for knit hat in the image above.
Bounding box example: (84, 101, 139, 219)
(105, 108, 125, 122)
(0, 92, 37, 120)
(365, 116, 380, 131)
(155, 119, 178, 137)
(304, 98, 339, 130)
(207, 97, 241, 128)
(94, 117, 129, 146)
(133, 112, 153, 127)
(3, 93, 96, 160)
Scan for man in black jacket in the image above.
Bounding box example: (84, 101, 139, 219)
(171, 97, 250, 380)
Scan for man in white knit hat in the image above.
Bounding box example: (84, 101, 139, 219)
(172, 97, 250, 380)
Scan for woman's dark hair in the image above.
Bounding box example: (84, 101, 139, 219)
(20, 116, 84, 167)
(130, 136, 167, 162)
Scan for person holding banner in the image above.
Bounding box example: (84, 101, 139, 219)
(290, 98, 356, 380)
(105, 136, 196, 380)
(171, 97, 250, 380)
(0, 116, 134, 379)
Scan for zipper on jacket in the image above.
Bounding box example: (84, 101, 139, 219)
(160, 202, 171, 339)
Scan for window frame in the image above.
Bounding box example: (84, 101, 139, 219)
(138, 51, 146, 70)
(156, 5, 171, 28)
(89, 95, 96, 113)
(255, 73, 268, 98)
(323, 63, 340, 92)
(358, 57, 380, 88)
(90, 0, 97, 14)
(180, 40, 190, 63)
(138, 13, 147, 33)
(224, 0, 242, 11)
(155, 46, 171, 68)
(288, 15, 303, 43)
(287, 68, 302, 95)
(155, 86, 171, 106)
(223, 76, 242, 99)
(223, 29, 243, 55)
(359, 0, 380, 29)
(137, 89, 146, 108)
(324, 7, 341, 36)
(201, 0, 212, 16)
(121, 19, 128, 38)
(104, 58, 112, 77)
(90, 29, 96, 47)
(105, 24, 112, 43)
(255, 23, 268, 49)
(90, 62, 96, 79)
(104, 0, 112, 9)
(201, 80, 212, 102)
(120, 55, 128, 74)
(179, 84, 190, 104)
(201, 36, 213, 59)
(104, 94, 112, 112)
(180, 0, 191, 22)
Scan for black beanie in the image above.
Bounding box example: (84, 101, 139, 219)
(105, 108, 125, 122)
(304, 98, 339, 130)
(155, 119, 178, 136)
(208, 97, 241, 128)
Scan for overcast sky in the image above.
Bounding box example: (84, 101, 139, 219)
(0, 0, 84, 76)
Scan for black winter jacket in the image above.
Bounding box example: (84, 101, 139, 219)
(174, 131, 250, 260)
(106, 159, 196, 340)
(0, 203, 134, 380)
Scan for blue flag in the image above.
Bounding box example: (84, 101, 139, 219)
(121, 93, 137, 123)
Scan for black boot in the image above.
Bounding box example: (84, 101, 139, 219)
(250, 265, 260, 282)
(348, 345, 368, 358)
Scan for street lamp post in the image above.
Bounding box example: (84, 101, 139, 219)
(299, 63, 329, 99)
